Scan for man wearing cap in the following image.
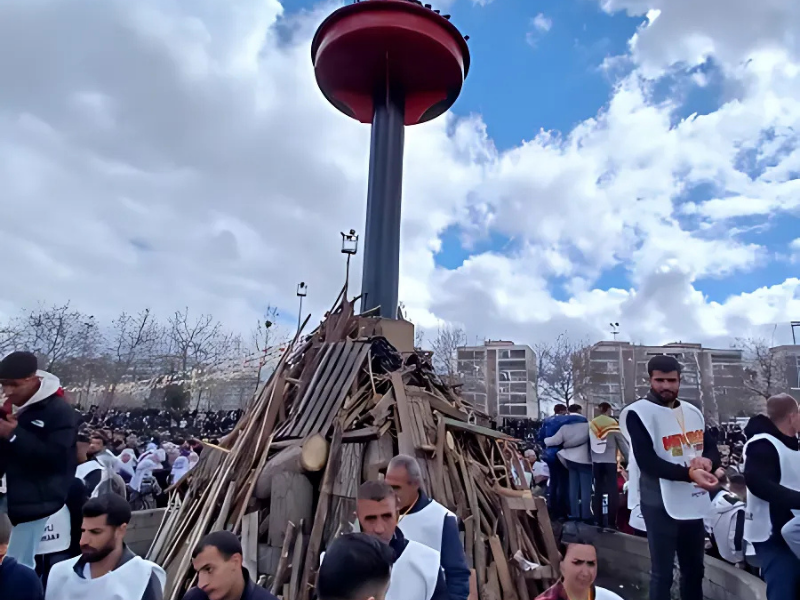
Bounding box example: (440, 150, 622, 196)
(0, 351, 79, 569)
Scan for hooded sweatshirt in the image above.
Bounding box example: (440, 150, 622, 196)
(0, 556, 45, 600)
(0, 371, 78, 524)
(743, 413, 800, 535)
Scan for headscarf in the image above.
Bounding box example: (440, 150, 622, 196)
(170, 456, 191, 485)
(130, 453, 162, 493)
(589, 414, 620, 454)
(118, 449, 137, 479)
(188, 451, 200, 469)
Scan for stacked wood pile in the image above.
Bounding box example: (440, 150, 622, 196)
(148, 291, 560, 600)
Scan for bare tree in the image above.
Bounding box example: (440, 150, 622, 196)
(535, 333, 591, 407)
(252, 305, 287, 385)
(15, 304, 93, 371)
(104, 309, 161, 405)
(735, 336, 787, 400)
(430, 324, 467, 383)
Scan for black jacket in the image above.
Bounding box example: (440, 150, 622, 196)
(183, 568, 277, 600)
(626, 392, 719, 510)
(0, 556, 44, 600)
(0, 394, 79, 524)
(743, 414, 800, 535)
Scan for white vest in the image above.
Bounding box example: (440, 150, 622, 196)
(37, 461, 104, 556)
(704, 494, 745, 564)
(399, 500, 453, 553)
(743, 433, 800, 543)
(620, 399, 710, 520)
(596, 587, 624, 600)
(386, 540, 441, 600)
(45, 554, 166, 600)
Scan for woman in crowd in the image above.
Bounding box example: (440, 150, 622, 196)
(536, 539, 623, 600)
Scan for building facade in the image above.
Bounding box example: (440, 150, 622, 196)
(457, 341, 539, 420)
(583, 341, 750, 422)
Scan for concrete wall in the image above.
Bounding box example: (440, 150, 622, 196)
(563, 525, 766, 600)
(126, 508, 166, 557)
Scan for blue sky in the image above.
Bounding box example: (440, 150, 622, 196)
(282, 0, 798, 310)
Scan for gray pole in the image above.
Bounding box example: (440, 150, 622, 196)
(360, 88, 405, 318)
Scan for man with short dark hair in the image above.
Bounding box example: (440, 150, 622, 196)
(0, 513, 44, 600)
(318, 533, 393, 600)
(0, 351, 79, 569)
(183, 530, 277, 600)
(620, 355, 718, 600)
(743, 393, 800, 599)
(45, 494, 165, 600)
(355, 480, 448, 600)
(385, 455, 469, 600)
(589, 402, 629, 529)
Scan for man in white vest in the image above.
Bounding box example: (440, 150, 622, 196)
(356, 480, 448, 600)
(703, 473, 746, 566)
(385, 455, 470, 600)
(620, 355, 718, 600)
(743, 393, 800, 599)
(45, 494, 165, 600)
(318, 533, 394, 600)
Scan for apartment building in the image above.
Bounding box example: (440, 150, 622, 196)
(457, 341, 539, 420)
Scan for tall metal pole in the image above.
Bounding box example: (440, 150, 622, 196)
(360, 87, 405, 318)
(297, 296, 304, 333)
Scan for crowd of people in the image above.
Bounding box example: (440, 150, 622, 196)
(3, 347, 800, 600)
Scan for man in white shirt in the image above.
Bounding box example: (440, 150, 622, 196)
(355, 480, 448, 600)
(385, 455, 470, 600)
(45, 494, 165, 600)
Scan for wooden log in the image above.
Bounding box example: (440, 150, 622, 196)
(332, 443, 364, 498)
(362, 434, 394, 481)
(533, 496, 561, 578)
(269, 472, 314, 546)
(300, 433, 330, 471)
(391, 372, 415, 456)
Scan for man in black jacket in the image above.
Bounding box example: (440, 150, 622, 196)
(743, 394, 800, 600)
(0, 351, 78, 569)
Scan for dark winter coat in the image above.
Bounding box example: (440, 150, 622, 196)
(0, 394, 78, 524)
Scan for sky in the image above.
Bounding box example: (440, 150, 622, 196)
(0, 0, 799, 351)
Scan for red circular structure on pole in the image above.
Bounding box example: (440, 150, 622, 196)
(311, 0, 470, 125)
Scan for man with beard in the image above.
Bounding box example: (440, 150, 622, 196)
(45, 494, 166, 600)
(0, 351, 78, 569)
(619, 355, 719, 600)
(353, 480, 448, 600)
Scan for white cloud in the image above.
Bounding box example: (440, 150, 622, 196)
(533, 13, 553, 32)
(0, 0, 798, 358)
(791, 239, 800, 263)
(526, 13, 553, 47)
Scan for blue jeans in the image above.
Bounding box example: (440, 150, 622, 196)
(754, 535, 800, 600)
(547, 459, 569, 519)
(566, 460, 592, 521)
(8, 516, 50, 570)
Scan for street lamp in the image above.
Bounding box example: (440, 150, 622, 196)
(296, 282, 308, 333)
(341, 229, 359, 297)
(610, 322, 620, 341)
(791, 321, 799, 345)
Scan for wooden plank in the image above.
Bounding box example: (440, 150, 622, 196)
(302, 342, 370, 438)
(503, 496, 538, 511)
(275, 345, 333, 438)
(533, 496, 560, 577)
(332, 443, 364, 498)
(391, 372, 415, 456)
(342, 426, 379, 442)
(291, 342, 348, 437)
(271, 521, 298, 595)
(443, 418, 514, 440)
(363, 434, 395, 481)
(241, 512, 259, 582)
(489, 535, 519, 600)
(411, 388, 469, 421)
(299, 424, 343, 600)
(368, 389, 395, 427)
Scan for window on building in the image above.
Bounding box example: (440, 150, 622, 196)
(498, 359, 527, 371)
(510, 349, 526, 359)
